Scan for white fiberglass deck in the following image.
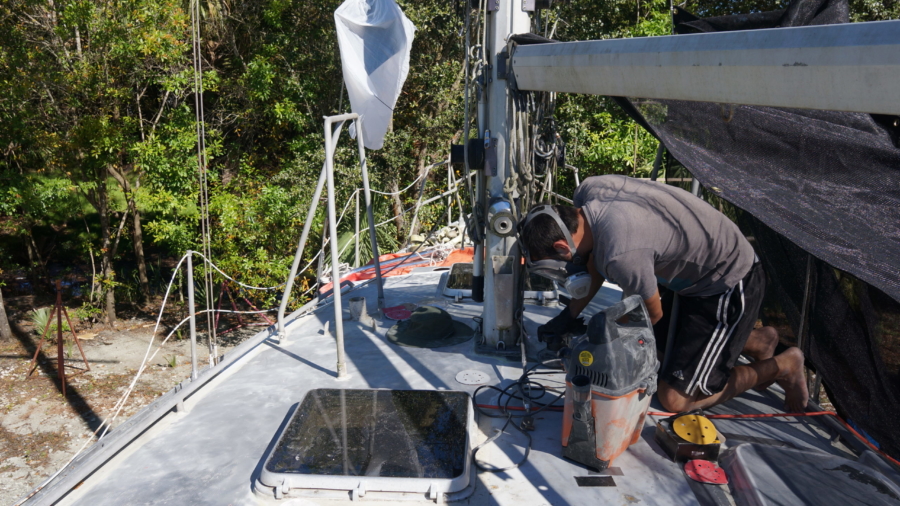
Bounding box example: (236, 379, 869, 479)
(48, 269, 872, 505)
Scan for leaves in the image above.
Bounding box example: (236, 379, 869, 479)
(2, 0, 894, 311)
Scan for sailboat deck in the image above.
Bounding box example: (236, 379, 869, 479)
(52, 269, 870, 505)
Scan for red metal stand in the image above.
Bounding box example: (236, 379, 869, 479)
(26, 280, 91, 396)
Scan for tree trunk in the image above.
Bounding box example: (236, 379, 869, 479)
(97, 171, 117, 326)
(24, 223, 47, 287)
(82, 217, 98, 303)
(131, 201, 150, 303)
(388, 179, 406, 239)
(407, 145, 429, 239)
(24, 228, 38, 288)
(107, 167, 150, 303)
(0, 286, 12, 341)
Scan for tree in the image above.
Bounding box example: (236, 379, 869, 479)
(0, 0, 195, 321)
(3, 0, 894, 320)
(0, 275, 12, 341)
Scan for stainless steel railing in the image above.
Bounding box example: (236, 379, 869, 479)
(275, 113, 384, 378)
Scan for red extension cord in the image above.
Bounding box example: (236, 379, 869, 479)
(475, 404, 900, 467)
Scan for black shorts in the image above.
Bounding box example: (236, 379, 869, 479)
(653, 261, 766, 397)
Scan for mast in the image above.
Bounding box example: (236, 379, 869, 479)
(479, 0, 531, 349)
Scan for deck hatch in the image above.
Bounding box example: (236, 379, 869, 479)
(259, 389, 474, 498)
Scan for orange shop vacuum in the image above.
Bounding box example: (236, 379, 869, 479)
(560, 295, 659, 471)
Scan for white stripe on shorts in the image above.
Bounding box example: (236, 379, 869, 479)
(686, 284, 734, 396)
(698, 281, 746, 396)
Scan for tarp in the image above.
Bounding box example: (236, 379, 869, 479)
(317, 247, 476, 297)
(334, 0, 415, 150)
(614, 0, 900, 460)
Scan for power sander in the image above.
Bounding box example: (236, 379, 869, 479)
(560, 295, 659, 471)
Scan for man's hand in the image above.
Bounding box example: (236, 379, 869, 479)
(538, 309, 587, 351)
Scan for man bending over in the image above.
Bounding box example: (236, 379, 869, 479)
(520, 175, 808, 412)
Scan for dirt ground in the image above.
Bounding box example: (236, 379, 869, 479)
(0, 296, 265, 505)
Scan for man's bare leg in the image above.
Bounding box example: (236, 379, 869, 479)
(743, 326, 778, 362)
(658, 347, 808, 413)
(742, 326, 779, 391)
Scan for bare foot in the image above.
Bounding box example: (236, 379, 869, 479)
(774, 347, 808, 412)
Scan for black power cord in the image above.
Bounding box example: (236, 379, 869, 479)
(471, 360, 566, 472)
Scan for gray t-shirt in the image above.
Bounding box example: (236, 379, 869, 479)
(574, 175, 754, 299)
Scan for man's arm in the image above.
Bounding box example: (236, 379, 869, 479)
(566, 253, 605, 318)
(644, 289, 663, 325)
(604, 251, 663, 324)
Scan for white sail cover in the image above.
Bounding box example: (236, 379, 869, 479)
(335, 0, 415, 150)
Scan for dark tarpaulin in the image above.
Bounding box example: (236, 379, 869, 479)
(616, 0, 900, 458)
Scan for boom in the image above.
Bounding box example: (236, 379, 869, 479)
(511, 20, 900, 115)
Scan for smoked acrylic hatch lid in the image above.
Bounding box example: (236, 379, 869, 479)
(256, 389, 476, 501)
(386, 306, 474, 348)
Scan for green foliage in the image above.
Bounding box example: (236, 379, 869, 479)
(1, 0, 895, 316)
(849, 0, 900, 21)
(335, 200, 401, 267)
(0, 0, 198, 317)
(30, 308, 71, 337)
(30, 308, 52, 337)
(74, 303, 102, 326)
(552, 0, 673, 181)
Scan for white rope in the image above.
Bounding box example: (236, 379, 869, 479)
(429, 241, 456, 265)
(186, 166, 467, 296)
(18, 167, 471, 502)
(98, 307, 276, 441)
(97, 250, 284, 444)
(374, 173, 474, 228)
(191, 200, 345, 293)
(404, 161, 440, 240)
(191, 252, 282, 291)
(334, 188, 359, 236)
(315, 172, 472, 272)
(11, 251, 192, 505)
(187, 189, 358, 293)
(96, 251, 194, 440)
(367, 162, 447, 196)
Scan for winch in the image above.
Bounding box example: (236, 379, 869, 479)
(560, 295, 659, 471)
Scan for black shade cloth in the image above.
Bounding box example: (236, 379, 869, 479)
(614, 0, 900, 459)
(739, 213, 900, 460)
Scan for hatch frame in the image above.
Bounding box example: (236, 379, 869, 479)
(257, 388, 476, 500)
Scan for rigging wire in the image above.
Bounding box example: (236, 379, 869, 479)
(460, 0, 478, 211)
(191, 0, 218, 366)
